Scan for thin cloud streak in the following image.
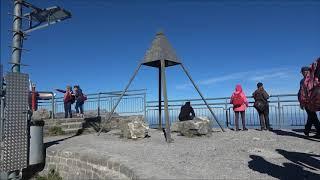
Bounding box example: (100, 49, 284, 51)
(175, 68, 292, 90)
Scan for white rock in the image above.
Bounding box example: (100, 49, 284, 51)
(171, 116, 212, 137)
(32, 108, 51, 120)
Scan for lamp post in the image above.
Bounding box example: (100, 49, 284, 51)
(10, 0, 71, 73)
(2, 1, 71, 179)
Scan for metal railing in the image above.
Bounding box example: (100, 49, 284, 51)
(146, 94, 307, 129)
(37, 89, 147, 117)
(38, 91, 310, 129)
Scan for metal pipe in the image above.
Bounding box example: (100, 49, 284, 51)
(51, 93, 54, 119)
(144, 91, 147, 120)
(146, 94, 298, 104)
(180, 64, 225, 132)
(278, 96, 281, 129)
(98, 63, 142, 135)
(161, 60, 172, 143)
(158, 66, 162, 130)
(98, 93, 101, 117)
(225, 98, 229, 128)
(11, 0, 23, 73)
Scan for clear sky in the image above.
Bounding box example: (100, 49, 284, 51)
(1, 0, 319, 100)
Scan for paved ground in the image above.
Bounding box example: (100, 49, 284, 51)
(45, 129, 320, 179)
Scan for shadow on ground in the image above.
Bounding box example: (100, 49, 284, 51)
(271, 129, 320, 142)
(248, 149, 320, 180)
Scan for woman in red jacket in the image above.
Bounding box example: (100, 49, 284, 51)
(56, 86, 74, 118)
(230, 84, 249, 131)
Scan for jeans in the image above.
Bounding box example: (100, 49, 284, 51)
(258, 105, 270, 130)
(234, 111, 246, 130)
(305, 109, 320, 134)
(64, 102, 72, 118)
(75, 101, 84, 114)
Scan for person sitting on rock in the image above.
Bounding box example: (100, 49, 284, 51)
(178, 101, 195, 121)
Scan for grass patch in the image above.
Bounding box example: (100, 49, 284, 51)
(35, 169, 62, 180)
(48, 126, 65, 136)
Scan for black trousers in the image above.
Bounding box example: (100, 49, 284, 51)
(64, 102, 72, 118)
(234, 111, 246, 130)
(258, 105, 270, 129)
(305, 109, 320, 134)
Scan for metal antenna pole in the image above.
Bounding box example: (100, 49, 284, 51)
(161, 60, 173, 142)
(180, 64, 225, 132)
(158, 67, 162, 130)
(97, 63, 142, 136)
(11, 0, 23, 73)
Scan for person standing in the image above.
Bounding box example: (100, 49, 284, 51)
(74, 85, 85, 118)
(230, 84, 249, 131)
(253, 82, 271, 130)
(56, 86, 74, 118)
(298, 67, 320, 137)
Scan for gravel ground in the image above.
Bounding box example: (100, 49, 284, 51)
(45, 129, 320, 179)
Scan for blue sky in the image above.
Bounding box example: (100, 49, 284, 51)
(1, 0, 319, 100)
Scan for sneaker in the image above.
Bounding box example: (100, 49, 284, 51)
(304, 130, 309, 137)
(243, 128, 248, 131)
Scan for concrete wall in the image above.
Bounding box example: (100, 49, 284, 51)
(41, 149, 135, 180)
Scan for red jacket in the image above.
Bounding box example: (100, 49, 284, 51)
(230, 85, 249, 112)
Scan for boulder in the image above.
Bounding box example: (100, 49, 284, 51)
(32, 109, 51, 120)
(171, 117, 212, 137)
(118, 115, 149, 139)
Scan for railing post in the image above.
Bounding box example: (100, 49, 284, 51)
(144, 91, 147, 120)
(109, 97, 113, 112)
(51, 93, 55, 119)
(98, 93, 101, 117)
(225, 98, 229, 128)
(277, 96, 281, 129)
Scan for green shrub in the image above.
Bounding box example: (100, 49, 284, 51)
(35, 169, 62, 180)
(48, 126, 64, 136)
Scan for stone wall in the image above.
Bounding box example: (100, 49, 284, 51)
(41, 149, 135, 180)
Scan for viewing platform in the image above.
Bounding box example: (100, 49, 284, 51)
(41, 128, 320, 179)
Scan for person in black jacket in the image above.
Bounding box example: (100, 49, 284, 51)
(74, 85, 85, 118)
(253, 82, 272, 130)
(178, 101, 195, 121)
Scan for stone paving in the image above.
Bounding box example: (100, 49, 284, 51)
(44, 129, 320, 179)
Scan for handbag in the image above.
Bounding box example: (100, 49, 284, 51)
(254, 100, 266, 112)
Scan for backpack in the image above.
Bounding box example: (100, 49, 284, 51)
(70, 94, 76, 104)
(232, 93, 244, 107)
(299, 58, 320, 111)
(82, 94, 87, 101)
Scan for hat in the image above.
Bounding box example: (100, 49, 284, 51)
(257, 82, 263, 88)
(301, 66, 309, 73)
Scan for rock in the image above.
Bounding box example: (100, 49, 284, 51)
(85, 110, 119, 118)
(32, 108, 51, 120)
(253, 137, 260, 141)
(118, 116, 149, 139)
(171, 122, 181, 132)
(171, 117, 212, 137)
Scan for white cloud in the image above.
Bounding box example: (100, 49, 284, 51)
(175, 67, 293, 90)
(249, 72, 289, 81)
